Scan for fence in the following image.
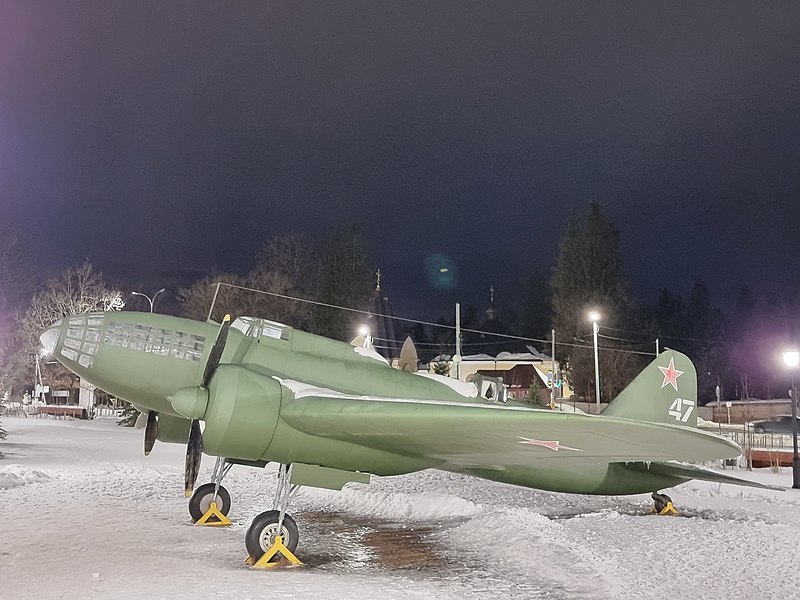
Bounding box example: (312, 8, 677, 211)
(0, 402, 122, 420)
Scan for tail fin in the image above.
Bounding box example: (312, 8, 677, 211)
(602, 349, 697, 426)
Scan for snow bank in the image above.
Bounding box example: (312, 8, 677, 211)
(0, 464, 51, 490)
(303, 486, 483, 521)
(442, 507, 622, 597)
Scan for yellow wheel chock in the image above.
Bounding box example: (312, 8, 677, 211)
(651, 501, 679, 516)
(245, 536, 303, 568)
(194, 501, 232, 527)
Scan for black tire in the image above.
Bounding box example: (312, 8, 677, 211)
(188, 483, 232, 522)
(245, 510, 299, 561)
(754, 426, 765, 433)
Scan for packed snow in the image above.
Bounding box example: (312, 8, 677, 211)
(1, 417, 798, 599)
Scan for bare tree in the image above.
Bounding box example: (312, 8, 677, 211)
(0, 223, 36, 396)
(178, 233, 318, 328)
(10, 262, 123, 394)
(177, 273, 245, 322)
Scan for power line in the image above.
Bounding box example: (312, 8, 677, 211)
(213, 282, 655, 357)
(600, 324, 738, 346)
(597, 332, 655, 347)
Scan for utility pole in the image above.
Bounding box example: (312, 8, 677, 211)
(454, 302, 462, 379)
(551, 329, 556, 406)
(782, 350, 800, 489)
(589, 311, 601, 410)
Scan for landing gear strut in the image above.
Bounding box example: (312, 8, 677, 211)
(245, 463, 302, 563)
(189, 456, 233, 522)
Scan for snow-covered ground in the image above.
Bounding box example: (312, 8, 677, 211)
(1, 417, 798, 600)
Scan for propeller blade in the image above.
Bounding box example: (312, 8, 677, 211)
(133, 411, 147, 429)
(201, 314, 231, 389)
(144, 410, 158, 456)
(184, 419, 203, 497)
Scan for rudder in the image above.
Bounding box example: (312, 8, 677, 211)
(602, 349, 697, 426)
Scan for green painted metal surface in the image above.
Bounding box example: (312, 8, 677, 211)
(290, 463, 370, 490)
(41, 312, 769, 496)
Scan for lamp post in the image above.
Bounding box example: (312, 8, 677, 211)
(588, 310, 601, 410)
(782, 349, 800, 489)
(132, 288, 165, 313)
(357, 324, 372, 349)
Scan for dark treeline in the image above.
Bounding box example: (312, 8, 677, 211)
(3, 209, 800, 406)
(650, 283, 800, 404)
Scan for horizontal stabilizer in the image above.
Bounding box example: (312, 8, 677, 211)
(626, 461, 784, 491)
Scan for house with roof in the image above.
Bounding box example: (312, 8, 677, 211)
(450, 347, 571, 401)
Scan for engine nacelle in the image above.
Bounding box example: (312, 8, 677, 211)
(200, 365, 282, 461)
(155, 413, 192, 444)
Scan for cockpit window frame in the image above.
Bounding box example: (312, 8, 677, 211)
(231, 316, 291, 343)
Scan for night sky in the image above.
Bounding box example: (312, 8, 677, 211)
(2, 2, 799, 318)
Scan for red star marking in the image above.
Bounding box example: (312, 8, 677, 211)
(658, 357, 684, 391)
(517, 437, 582, 452)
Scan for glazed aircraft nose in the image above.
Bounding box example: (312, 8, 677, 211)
(39, 319, 62, 355)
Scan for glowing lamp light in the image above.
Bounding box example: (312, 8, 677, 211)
(783, 350, 800, 369)
(358, 325, 370, 338)
(588, 310, 601, 323)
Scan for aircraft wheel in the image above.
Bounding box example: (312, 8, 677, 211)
(189, 483, 231, 521)
(245, 510, 299, 560)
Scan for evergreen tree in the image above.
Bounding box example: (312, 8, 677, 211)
(311, 226, 373, 340)
(431, 360, 451, 376)
(521, 269, 552, 341)
(685, 280, 714, 344)
(653, 288, 685, 341)
(117, 401, 140, 427)
(732, 285, 756, 331)
(550, 203, 640, 401)
(524, 382, 546, 407)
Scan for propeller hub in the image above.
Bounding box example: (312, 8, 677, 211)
(168, 387, 209, 420)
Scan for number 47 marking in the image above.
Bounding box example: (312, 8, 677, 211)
(669, 397, 695, 422)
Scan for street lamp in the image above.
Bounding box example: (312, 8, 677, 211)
(588, 310, 601, 410)
(131, 288, 165, 313)
(357, 324, 372, 349)
(782, 349, 800, 489)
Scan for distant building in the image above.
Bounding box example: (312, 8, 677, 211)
(450, 349, 570, 400)
(35, 377, 96, 419)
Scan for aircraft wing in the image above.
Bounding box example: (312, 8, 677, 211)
(278, 392, 741, 467)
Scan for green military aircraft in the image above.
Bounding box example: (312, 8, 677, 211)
(39, 311, 773, 561)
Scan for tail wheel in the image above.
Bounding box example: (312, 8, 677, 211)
(245, 510, 299, 560)
(188, 483, 231, 521)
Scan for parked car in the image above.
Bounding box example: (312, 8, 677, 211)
(751, 415, 800, 434)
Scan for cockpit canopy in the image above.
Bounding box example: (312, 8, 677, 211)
(231, 316, 291, 342)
